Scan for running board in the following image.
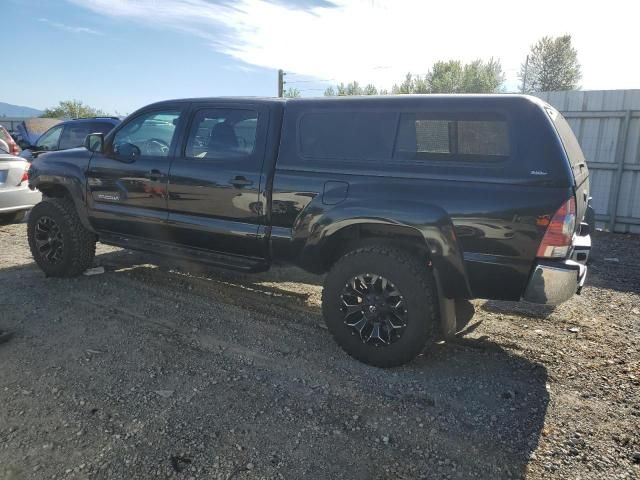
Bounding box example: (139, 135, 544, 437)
(99, 233, 269, 273)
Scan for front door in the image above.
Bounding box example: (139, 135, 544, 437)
(86, 107, 185, 240)
(166, 104, 267, 257)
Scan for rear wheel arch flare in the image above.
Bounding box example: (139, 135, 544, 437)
(318, 222, 433, 272)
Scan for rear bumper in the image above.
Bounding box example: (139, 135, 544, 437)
(522, 259, 587, 305)
(0, 187, 41, 213)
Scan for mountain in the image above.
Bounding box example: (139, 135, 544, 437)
(0, 102, 43, 118)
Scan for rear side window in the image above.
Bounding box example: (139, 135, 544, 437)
(185, 108, 258, 159)
(299, 111, 396, 161)
(395, 114, 510, 160)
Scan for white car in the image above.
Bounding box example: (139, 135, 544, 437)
(0, 146, 41, 223)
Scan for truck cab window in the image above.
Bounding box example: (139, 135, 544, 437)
(185, 109, 258, 159)
(113, 111, 180, 158)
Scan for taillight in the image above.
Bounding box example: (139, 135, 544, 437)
(18, 164, 29, 186)
(536, 197, 576, 258)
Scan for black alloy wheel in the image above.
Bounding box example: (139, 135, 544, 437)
(340, 273, 408, 346)
(33, 216, 64, 264)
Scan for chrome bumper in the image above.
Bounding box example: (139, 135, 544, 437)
(523, 259, 587, 305)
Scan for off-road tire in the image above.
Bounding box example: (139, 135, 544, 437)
(27, 198, 96, 277)
(322, 246, 437, 368)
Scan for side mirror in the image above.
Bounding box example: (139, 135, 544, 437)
(85, 133, 104, 153)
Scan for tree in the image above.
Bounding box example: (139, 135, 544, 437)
(362, 84, 378, 95)
(324, 86, 336, 96)
(324, 81, 379, 96)
(519, 35, 581, 92)
(460, 58, 504, 93)
(284, 87, 301, 98)
(426, 62, 463, 93)
(391, 73, 429, 94)
(391, 59, 504, 94)
(41, 99, 105, 119)
(427, 59, 504, 93)
(323, 59, 504, 97)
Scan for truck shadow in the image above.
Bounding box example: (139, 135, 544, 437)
(90, 250, 549, 478)
(0, 250, 549, 479)
(481, 300, 556, 319)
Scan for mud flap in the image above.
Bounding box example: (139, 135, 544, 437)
(434, 269, 457, 339)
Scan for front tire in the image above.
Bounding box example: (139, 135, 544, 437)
(27, 198, 96, 277)
(322, 246, 437, 368)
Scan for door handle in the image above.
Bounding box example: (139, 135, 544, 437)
(147, 169, 162, 181)
(230, 176, 253, 188)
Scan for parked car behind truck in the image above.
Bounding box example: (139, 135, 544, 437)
(0, 125, 21, 156)
(0, 146, 41, 223)
(19, 117, 120, 161)
(26, 95, 592, 367)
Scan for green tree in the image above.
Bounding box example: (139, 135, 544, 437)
(519, 35, 581, 92)
(284, 87, 301, 98)
(427, 61, 464, 93)
(461, 58, 504, 93)
(427, 59, 504, 93)
(323, 86, 336, 96)
(324, 81, 379, 96)
(41, 99, 105, 119)
(362, 84, 378, 95)
(391, 59, 503, 94)
(391, 73, 428, 94)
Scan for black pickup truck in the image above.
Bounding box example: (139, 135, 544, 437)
(27, 95, 592, 367)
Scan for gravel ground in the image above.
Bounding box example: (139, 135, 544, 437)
(0, 223, 638, 480)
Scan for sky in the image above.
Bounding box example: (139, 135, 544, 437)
(1, 0, 638, 115)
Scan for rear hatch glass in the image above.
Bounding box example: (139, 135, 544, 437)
(546, 106, 590, 225)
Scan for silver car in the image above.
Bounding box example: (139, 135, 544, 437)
(0, 146, 41, 223)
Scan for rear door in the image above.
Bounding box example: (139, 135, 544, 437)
(166, 103, 268, 257)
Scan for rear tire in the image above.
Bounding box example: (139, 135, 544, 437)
(27, 198, 96, 277)
(322, 246, 437, 368)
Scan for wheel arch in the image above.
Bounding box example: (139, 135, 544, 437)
(293, 202, 472, 299)
(31, 175, 94, 233)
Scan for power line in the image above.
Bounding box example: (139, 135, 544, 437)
(285, 79, 335, 84)
(287, 78, 337, 83)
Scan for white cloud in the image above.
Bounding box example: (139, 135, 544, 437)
(38, 17, 103, 36)
(69, 0, 640, 90)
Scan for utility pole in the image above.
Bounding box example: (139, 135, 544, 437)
(277, 69, 285, 97)
(521, 55, 529, 93)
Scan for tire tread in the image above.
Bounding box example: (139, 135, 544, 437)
(27, 197, 96, 277)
